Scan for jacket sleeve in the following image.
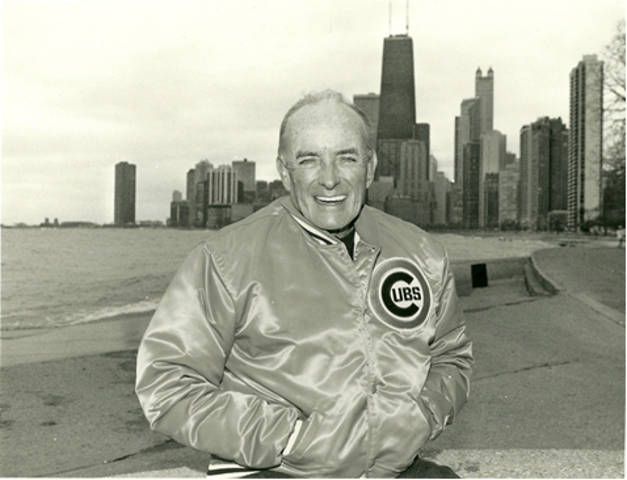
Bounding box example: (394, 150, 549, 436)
(417, 254, 473, 440)
(135, 244, 299, 468)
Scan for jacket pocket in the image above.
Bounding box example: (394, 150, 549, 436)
(373, 393, 433, 474)
(280, 410, 360, 476)
(281, 411, 320, 464)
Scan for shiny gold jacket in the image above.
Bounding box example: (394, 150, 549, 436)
(135, 196, 473, 477)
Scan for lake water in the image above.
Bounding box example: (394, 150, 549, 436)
(0, 226, 560, 330)
(1, 228, 213, 330)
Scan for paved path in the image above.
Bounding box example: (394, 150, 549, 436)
(424, 276, 624, 477)
(533, 246, 625, 314)
(533, 246, 625, 326)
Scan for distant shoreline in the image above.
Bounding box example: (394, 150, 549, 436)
(1, 309, 154, 368)
(0, 308, 156, 335)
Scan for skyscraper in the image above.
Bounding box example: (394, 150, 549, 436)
(433, 171, 452, 226)
(484, 173, 499, 228)
(503, 152, 517, 169)
(377, 35, 416, 140)
(429, 154, 438, 183)
(480, 130, 506, 174)
(170, 190, 189, 228)
(519, 117, 569, 230)
(232, 158, 256, 203)
(479, 130, 506, 227)
(114, 161, 136, 226)
(498, 161, 519, 227)
(376, 138, 404, 179)
(374, 33, 417, 185)
(193, 160, 213, 227)
(208, 165, 238, 206)
(475, 67, 494, 134)
(353, 93, 380, 146)
(462, 142, 481, 229)
(519, 125, 532, 227)
(398, 140, 428, 199)
(551, 125, 570, 211)
(414, 123, 430, 178)
(186, 168, 195, 227)
(456, 98, 481, 187)
(450, 117, 463, 225)
(455, 98, 481, 226)
(568, 55, 603, 230)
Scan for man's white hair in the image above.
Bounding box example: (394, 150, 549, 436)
(277, 89, 374, 156)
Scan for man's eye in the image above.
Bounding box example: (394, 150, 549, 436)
(339, 156, 358, 163)
(297, 157, 318, 167)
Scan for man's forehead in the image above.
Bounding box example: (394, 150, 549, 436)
(283, 101, 367, 149)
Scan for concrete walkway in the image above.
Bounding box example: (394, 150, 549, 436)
(533, 246, 625, 325)
(423, 274, 624, 477)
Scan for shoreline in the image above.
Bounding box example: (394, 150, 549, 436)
(0, 310, 154, 368)
(0, 309, 156, 336)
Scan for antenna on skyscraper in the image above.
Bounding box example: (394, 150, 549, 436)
(388, 0, 392, 36)
(405, 0, 409, 34)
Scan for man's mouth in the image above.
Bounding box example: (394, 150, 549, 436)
(314, 195, 347, 206)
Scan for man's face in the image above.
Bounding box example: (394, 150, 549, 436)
(277, 101, 377, 232)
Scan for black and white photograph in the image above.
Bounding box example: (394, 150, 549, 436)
(1, 0, 625, 477)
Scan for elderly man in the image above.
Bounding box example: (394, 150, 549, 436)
(136, 90, 473, 478)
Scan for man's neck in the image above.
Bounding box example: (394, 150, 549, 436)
(327, 225, 356, 260)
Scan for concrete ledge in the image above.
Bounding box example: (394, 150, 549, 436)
(529, 252, 562, 294)
(452, 257, 527, 296)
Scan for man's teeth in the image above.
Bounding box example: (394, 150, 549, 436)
(315, 195, 347, 203)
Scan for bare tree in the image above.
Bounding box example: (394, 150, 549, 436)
(600, 19, 625, 227)
(603, 19, 625, 170)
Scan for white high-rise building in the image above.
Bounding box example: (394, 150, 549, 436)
(208, 164, 238, 205)
(568, 55, 603, 230)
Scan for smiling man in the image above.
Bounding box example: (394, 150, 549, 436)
(136, 90, 473, 478)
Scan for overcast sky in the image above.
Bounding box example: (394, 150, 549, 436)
(2, 0, 624, 225)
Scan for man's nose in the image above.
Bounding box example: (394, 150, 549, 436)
(318, 159, 340, 190)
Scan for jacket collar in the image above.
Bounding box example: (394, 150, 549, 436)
(278, 195, 381, 248)
(278, 196, 338, 246)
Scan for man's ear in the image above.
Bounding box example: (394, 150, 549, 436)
(276, 156, 292, 192)
(366, 150, 378, 188)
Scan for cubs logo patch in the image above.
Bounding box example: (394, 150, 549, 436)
(368, 257, 432, 330)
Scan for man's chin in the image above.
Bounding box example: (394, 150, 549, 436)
(309, 214, 353, 233)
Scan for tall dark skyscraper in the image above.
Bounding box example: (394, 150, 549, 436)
(475, 67, 494, 134)
(377, 34, 416, 140)
(519, 117, 569, 230)
(375, 34, 418, 183)
(114, 161, 136, 226)
(462, 143, 481, 229)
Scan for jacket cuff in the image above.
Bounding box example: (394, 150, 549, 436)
(282, 419, 304, 456)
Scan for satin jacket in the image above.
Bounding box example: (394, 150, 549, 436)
(135, 196, 473, 478)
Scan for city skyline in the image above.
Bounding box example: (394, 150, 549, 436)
(2, 0, 624, 225)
